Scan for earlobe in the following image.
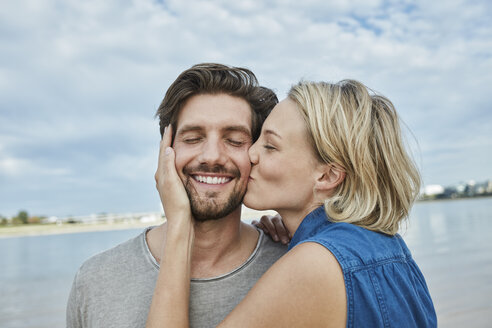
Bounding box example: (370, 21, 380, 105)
(315, 164, 346, 192)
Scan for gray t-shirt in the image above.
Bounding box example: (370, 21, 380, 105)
(66, 227, 287, 328)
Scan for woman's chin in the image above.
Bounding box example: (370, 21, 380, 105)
(243, 194, 266, 211)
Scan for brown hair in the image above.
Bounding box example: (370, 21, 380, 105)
(289, 80, 421, 235)
(156, 63, 278, 141)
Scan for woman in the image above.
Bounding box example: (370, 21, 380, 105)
(148, 80, 437, 327)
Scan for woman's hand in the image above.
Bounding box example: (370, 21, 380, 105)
(155, 125, 192, 228)
(252, 214, 291, 244)
(147, 125, 194, 328)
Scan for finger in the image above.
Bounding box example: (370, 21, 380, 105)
(156, 125, 177, 187)
(252, 221, 269, 235)
(163, 146, 180, 184)
(272, 215, 290, 244)
(260, 215, 279, 241)
(163, 124, 173, 147)
(158, 125, 172, 172)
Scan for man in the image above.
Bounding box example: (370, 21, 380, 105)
(66, 63, 287, 328)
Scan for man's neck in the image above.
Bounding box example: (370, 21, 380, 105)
(146, 206, 259, 279)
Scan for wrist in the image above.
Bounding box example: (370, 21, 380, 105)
(166, 214, 194, 241)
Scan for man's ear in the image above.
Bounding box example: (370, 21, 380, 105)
(314, 164, 346, 192)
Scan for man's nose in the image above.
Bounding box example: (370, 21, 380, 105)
(198, 139, 226, 165)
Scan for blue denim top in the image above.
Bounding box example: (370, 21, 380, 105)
(288, 206, 437, 327)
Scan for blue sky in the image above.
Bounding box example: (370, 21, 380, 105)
(1, 0, 491, 217)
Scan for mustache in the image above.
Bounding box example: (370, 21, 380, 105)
(183, 163, 241, 178)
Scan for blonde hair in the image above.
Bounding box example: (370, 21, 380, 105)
(288, 80, 420, 235)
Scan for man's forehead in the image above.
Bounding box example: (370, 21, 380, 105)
(175, 94, 253, 133)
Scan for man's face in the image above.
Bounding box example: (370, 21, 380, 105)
(173, 93, 253, 221)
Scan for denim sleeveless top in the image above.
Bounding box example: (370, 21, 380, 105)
(288, 206, 437, 327)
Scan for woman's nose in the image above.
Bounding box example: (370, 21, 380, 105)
(249, 141, 259, 165)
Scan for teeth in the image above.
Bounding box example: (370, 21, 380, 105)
(194, 175, 230, 185)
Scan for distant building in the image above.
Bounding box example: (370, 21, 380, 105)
(423, 185, 444, 197)
(420, 178, 492, 201)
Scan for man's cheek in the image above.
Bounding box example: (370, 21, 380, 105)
(173, 150, 185, 171)
(239, 154, 252, 177)
(173, 155, 188, 183)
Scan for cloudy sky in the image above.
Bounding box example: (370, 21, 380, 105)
(1, 0, 491, 217)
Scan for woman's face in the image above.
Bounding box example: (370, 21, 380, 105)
(244, 98, 321, 217)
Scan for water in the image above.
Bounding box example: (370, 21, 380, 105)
(403, 198, 492, 327)
(0, 229, 143, 328)
(1, 198, 491, 327)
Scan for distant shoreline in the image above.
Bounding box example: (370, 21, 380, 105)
(0, 221, 163, 239)
(417, 194, 492, 203)
(0, 209, 277, 238)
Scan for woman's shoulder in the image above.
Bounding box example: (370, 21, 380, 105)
(299, 221, 412, 270)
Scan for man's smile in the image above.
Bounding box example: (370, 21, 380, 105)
(192, 174, 233, 185)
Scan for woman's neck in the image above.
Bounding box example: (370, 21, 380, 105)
(277, 203, 322, 236)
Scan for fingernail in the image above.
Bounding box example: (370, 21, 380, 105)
(164, 126, 168, 134)
(165, 147, 172, 155)
(281, 238, 288, 244)
(273, 234, 279, 242)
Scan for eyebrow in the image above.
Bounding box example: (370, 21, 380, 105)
(176, 125, 203, 137)
(176, 125, 252, 137)
(264, 129, 282, 139)
(223, 126, 252, 137)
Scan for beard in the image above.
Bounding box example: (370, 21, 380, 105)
(182, 163, 245, 221)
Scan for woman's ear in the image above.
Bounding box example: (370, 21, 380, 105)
(314, 163, 346, 192)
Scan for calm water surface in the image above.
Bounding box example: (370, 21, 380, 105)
(403, 198, 492, 327)
(1, 198, 491, 327)
(0, 229, 141, 328)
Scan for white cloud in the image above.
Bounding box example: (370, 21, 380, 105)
(1, 0, 491, 216)
(0, 157, 30, 176)
(0, 155, 72, 177)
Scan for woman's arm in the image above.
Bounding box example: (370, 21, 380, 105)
(146, 218, 193, 328)
(146, 126, 194, 328)
(219, 242, 347, 327)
